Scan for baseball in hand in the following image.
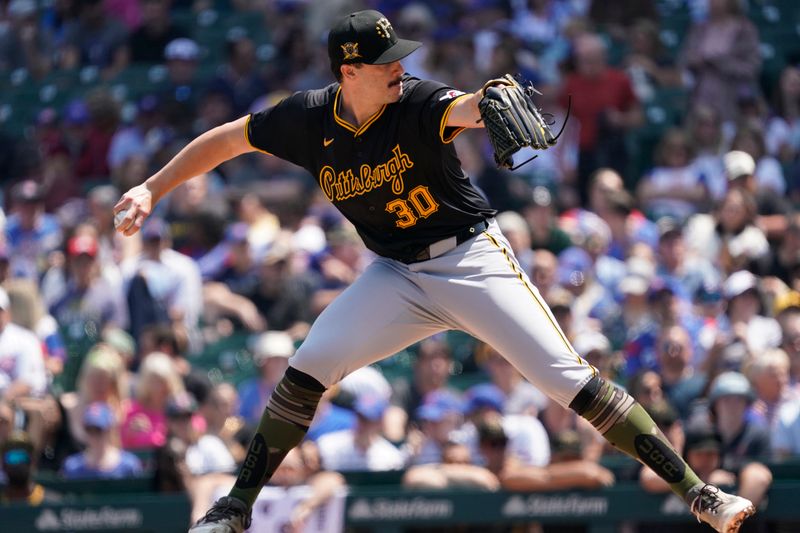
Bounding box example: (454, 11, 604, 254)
(114, 209, 129, 229)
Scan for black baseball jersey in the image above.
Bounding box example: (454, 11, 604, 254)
(246, 74, 496, 260)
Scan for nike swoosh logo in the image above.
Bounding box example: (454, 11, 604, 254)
(323, 138, 334, 147)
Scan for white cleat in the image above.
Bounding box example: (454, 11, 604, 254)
(189, 496, 252, 533)
(690, 484, 756, 533)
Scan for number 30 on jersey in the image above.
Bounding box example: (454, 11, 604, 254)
(385, 185, 439, 228)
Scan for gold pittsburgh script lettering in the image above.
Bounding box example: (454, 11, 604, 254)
(319, 145, 414, 202)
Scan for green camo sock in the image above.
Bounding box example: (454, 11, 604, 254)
(570, 376, 702, 502)
(228, 366, 325, 508)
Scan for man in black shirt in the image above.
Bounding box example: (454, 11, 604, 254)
(115, 10, 754, 533)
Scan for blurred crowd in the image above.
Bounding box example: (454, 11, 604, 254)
(1, 0, 800, 529)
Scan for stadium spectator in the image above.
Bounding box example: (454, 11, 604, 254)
(5, 180, 62, 281)
(61, 343, 128, 446)
(766, 65, 800, 166)
(160, 37, 203, 137)
(29, 109, 72, 210)
(5, 277, 66, 376)
(248, 240, 315, 338)
(0, 286, 47, 401)
(557, 245, 618, 335)
(724, 149, 792, 244)
(674, 373, 777, 512)
(120, 351, 184, 449)
(722, 270, 782, 355)
(127, 0, 187, 63)
(637, 128, 710, 223)
(544, 288, 578, 349)
(237, 331, 294, 424)
(521, 186, 572, 256)
(0, 0, 54, 79)
(559, 208, 626, 297)
(607, 271, 653, 351)
(623, 278, 684, 377)
(188, 447, 346, 530)
(680, 0, 761, 123)
(762, 222, 800, 286)
(595, 189, 636, 262)
(202, 227, 265, 333)
(0, 431, 60, 505)
(773, 395, 800, 458)
(624, 18, 682, 102)
(304, 385, 356, 443)
(390, 337, 456, 429)
(164, 391, 235, 476)
(408, 414, 614, 492)
(195, 382, 243, 462)
(61, 401, 143, 479)
(530, 248, 558, 301)
(315, 394, 404, 472)
(136, 323, 190, 376)
(746, 348, 795, 427)
(683, 425, 737, 491)
(453, 383, 550, 468)
(309, 223, 369, 315)
(777, 302, 800, 385)
(477, 342, 547, 416)
(655, 214, 719, 302)
(692, 280, 728, 363)
(49, 234, 128, 334)
(686, 188, 769, 275)
(403, 389, 464, 465)
(656, 324, 707, 420)
(211, 29, 267, 116)
(121, 217, 203, 349)
(107, 96, 166, 186)
(730, 123, 786, 197)
(161, 171, 229, 258)
(654, 217, 718, 302)
(73, 91, 121, 183)
(571, 330, 619, 382)
(559, 33, 642, 203)
(628, 369, 665, 411)
(60, 0, 129, 79)
(194, 83, 237, 135)
(686, 104, 727, 203)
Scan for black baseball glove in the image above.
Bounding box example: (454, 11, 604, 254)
(478, 74, 563, 170)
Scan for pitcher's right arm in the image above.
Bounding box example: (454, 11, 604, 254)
(114, 116, 254, 236)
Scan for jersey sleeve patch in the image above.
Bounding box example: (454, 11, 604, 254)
(438, 89, 466, 101)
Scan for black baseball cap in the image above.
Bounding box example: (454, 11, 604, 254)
(328, 10, 421, 70)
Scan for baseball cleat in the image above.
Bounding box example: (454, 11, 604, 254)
(189, 496, 252, 533)
(690, 484, 756, 533)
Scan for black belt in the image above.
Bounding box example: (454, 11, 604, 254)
(401, 220, 489, 264)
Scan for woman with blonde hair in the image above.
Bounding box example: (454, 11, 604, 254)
(120, 352, 184, 449)
(61, 343, 128, 446)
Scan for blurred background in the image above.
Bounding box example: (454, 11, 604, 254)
(1, 0, 800, 531)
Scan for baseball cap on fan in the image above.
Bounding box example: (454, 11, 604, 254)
(328, 10, 422, 73)
(723, 150, 756, 181)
